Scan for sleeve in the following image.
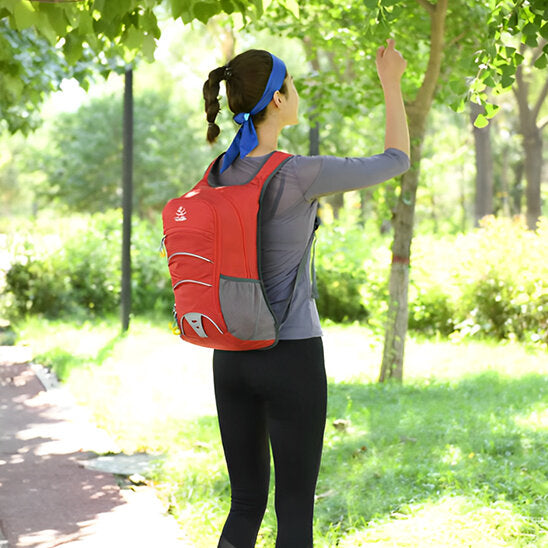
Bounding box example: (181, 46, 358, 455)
(300, 148, 410, 201)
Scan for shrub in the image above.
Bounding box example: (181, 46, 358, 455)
(410, 216, 548, 346)
(1, 212, 175, 320)
(2, 213, 546, 348)
(315, 220, 389, 324)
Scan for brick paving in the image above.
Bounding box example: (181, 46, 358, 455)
(0, 347, 191, 548)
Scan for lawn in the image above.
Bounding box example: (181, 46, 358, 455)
(15, 317, 548, 547)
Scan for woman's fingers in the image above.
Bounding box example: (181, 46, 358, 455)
(376, 45, 386, 61)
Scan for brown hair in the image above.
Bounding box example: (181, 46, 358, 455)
(202, 49, 287, 144)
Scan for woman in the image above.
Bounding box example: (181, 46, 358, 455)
(202, 40, 409, 548)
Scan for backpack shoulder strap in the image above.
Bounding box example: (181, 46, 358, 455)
(245, 151, 293, 190)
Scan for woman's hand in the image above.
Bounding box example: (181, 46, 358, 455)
(376, 38, 407, 88)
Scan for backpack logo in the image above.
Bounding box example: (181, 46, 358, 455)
(174, 206, 187, 222)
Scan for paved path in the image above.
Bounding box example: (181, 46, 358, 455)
(0, 347, 191, 548)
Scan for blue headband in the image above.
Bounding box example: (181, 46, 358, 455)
(220, 53, 287, 173)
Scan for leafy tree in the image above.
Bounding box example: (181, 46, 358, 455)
(253, 0, 547, 381)
(36, 89, 212, 217)
(0, 19, 103, 134)
(0, 0, 298, 134)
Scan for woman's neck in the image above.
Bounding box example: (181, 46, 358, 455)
(247, 116, 281, 157)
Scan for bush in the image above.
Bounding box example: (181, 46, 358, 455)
(315, 220, 388, 324)
(2, 213, 546, 348)
(1, 212, 173, 319)
(410, 216, 548, 346)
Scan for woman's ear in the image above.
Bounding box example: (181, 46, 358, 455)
(272, 90, 283, 108)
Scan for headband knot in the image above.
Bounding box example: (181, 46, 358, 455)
(221, 53, 286, 173)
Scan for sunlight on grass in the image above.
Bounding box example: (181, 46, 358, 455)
(337, 495, 544, 547)
(323, 324, 548, 383)
(17, 316, 119, 365)
(14, 317, 548, 546)
(515, 407, 548, 431)
(65, 318, 216, 452)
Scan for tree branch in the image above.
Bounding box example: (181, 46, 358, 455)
(538, 115, 548, 131)
(447, 30, 467, 48)
(409, 0, 448, 123)
(416, 0, 435, 15)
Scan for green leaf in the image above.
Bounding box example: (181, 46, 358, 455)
(280, 0, 299, 18)
(124, 26, 144, 50)
(524, 33, 538, 48)
(193, 1, 221, 24)
(77, 11, 95, 36)
(0, 0, 18, 14)
(13, 1, 39, 30)
(2, 73, 24, 100)
(220, 0, 235, 14)
(482, 73, 496, 88)
(36, 11, 59, 45)
(522, 22, 537, 36)
(63, 32, 83, 65)
(102, 0, 131, 20)
(474, 113, 489, 128)
(141, 9, 161, 38)
(484, 103, 500, 119)
(250, 0, 262, 17)
(512, 52, 524, 67)
(93, 0, 106, 13)
(500, 73, 514, 88)
(170, 0, 186, 19)
(142, 33, 156, 62)
(539, 23, 548, 39)
(42, 4, 69, 36)
(534, 52, 547, 69)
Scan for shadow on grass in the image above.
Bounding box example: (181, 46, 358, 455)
(316, 371, 548, 537)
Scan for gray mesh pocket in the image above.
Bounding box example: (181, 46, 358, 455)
(219, 276, 277, 341)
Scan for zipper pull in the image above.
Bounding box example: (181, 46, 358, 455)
(159, 236, 167, 258)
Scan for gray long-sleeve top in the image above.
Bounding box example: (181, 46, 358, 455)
(208, 148, 411, 340)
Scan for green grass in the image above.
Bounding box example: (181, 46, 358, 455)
(13, 316, 548, 547)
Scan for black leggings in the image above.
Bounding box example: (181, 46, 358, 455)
(213, 337, 327, 548)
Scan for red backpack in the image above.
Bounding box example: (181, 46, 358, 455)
(161, 151, 293, 351)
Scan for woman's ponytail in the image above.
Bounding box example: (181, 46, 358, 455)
(202, 65, 227, 143)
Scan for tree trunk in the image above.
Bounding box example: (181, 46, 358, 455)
(511, 160, 524, 216)
(379, 128, 423, 382)
(470, 101, 494, 226)
(379, 0, 448, 382)
(514, 62, 547, 230)
(522, 130, 543, 230)
(500, 144, 511, 217)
